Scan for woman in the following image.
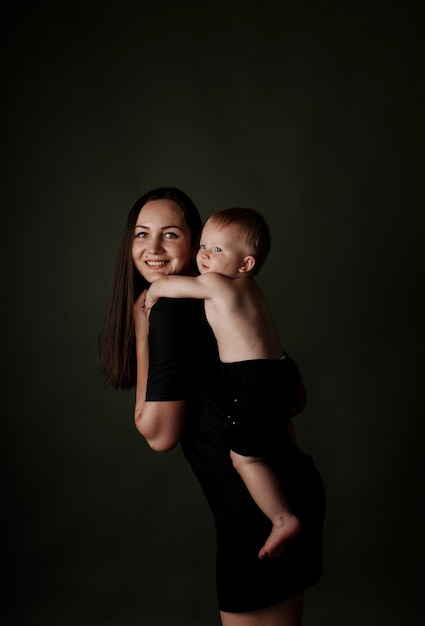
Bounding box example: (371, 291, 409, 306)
(100, 187, 326, 626)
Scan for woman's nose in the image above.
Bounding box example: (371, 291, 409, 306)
(147, 236, 165, 252)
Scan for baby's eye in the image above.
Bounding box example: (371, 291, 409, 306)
(214, 246, 223, 253)
(199, 244, 206, 249)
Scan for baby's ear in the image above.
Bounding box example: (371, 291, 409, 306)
(239, 255, 256, 273)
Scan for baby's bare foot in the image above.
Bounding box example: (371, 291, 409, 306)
(258, 514, 302, 559)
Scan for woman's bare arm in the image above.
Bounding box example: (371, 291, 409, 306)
(132, 290, 187, 452)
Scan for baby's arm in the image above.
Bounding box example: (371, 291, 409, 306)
(146, 273, 224, 308)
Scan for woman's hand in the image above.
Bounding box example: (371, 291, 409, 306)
(133, 289, 150, 340)
(145, 287, 157, 311)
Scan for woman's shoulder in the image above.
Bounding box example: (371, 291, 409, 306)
(148, 296, 220, 375)
(151, 296, 205, 320)
(149, 297, 210, 342)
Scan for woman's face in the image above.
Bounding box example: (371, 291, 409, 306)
(132, 199, 197, 283)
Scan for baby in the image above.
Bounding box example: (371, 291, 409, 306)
(146, 207, 302, 558)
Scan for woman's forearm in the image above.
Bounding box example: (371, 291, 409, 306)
(133, 291, 156, 445)
(134, 335, 149, 425)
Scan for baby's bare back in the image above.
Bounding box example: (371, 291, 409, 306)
(204, 277, 283, 363)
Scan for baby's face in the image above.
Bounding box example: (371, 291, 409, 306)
(196, 222, 249, 277)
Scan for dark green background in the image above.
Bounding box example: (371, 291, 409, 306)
(3, 1, 423, 624)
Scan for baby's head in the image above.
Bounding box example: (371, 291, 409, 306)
(205, 207, 271, 276)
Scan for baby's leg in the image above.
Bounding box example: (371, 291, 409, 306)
(230, 451, 302, 559)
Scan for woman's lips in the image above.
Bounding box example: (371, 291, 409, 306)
(145, 260, 168, 268)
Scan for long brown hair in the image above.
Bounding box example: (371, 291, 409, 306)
(99, 187, 203, 389)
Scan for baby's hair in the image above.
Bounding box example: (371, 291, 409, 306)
(206, 207, 271, 274)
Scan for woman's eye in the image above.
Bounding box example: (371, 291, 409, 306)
(164, 232, 178, 239)
(135, 231, 148, 238)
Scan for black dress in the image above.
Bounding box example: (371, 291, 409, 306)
(145, 298, 326, 613)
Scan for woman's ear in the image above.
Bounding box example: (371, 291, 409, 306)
(239, 255, 256, 273)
